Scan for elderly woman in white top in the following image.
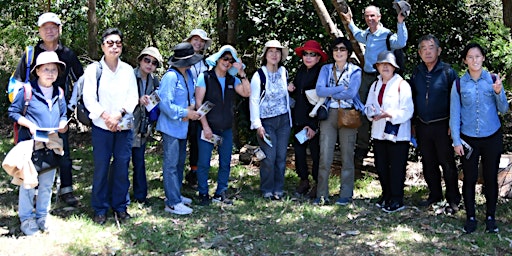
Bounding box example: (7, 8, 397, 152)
(83, 28, 138, 225)
(364, 50, 413, 213)
(249, 40, 292, 200)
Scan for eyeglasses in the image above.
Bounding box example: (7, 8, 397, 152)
(143, 57, 159, 66)
(302, 51, 319, 57)
(104, 40, 122, 48)
(333, 47, 348, 52)
(40, 67, 59, 75)
(221, 56, 236, 64)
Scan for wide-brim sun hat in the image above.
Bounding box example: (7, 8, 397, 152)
(294, 40, 328, 63)
(206, 45, 246, 76)
(31, 51, 66, 75)
(137, 47, 164, 67)
(261, 40, 288, 62)
(168, 42, 203, 68)
(184, 29, 213, 50)
(37, 12, 62, 27)
(373, 51, 399, 70)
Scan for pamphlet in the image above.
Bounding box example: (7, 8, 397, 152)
(145, 91, 161, 112)
(118, 114, 134, 130)
(295, 129, 309, 144)
(34, 130, 50, 142)
(263, 133, 273, 147)
(201, 130, 223, 146)
(197, 101, 215, 118)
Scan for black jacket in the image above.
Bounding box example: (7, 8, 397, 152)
(290, 63, 322, 130)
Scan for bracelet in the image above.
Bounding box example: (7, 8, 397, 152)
(238, 74, 247, 80)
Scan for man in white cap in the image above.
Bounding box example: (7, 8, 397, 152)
(11, 12, 84, 207)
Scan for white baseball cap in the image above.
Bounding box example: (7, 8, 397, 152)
(37, 12, 62, 27)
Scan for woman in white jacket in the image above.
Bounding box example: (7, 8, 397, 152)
(364, 51, 413, 213)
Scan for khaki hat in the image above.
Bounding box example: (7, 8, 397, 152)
(38, 12, 62, 27)
(31, 51, 66, 75)
(373, 51, 399, 70)
(184, 29, 213, 50)
(137, 47, 164, 67)
(261, 40, 288, 62)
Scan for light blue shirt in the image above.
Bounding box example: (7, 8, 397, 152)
(316, 63, 363, 110)
(449, 70, 508, 146)
(196, 72, 241, 100)
(156, 69, 195, 139)
(349, 21, 408, 73)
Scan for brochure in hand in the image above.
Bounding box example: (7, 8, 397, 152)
(383, 121, 400, 142)
(118, 114, 134, 130)
(145, 91, 161, 112)
(197, 101, 215, 119)
(294, 129, 309, 144)
(201, 130, 223, 146)
(263, 133, 273, 147)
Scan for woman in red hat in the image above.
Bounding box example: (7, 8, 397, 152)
(288, 40, 328, 198)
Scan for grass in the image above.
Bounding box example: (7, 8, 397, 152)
(0, 129, 512, 255)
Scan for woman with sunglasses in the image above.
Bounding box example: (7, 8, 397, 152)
(83, 28, 138, 225)
(288, 40, 328, 198)
(314, 37, 363, 206)
(249, 40, 292, 200)
(130, 47, 163, 206)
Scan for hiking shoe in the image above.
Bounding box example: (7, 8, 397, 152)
(312, 196, 330, 206)
(198, 194, 211, 206)
(418, 197, 442, 207)
(335, 197, 352, 206)
(60, 192, 79, 207)
(464, 217, 477, 234)
(115, 211, 131, 221)
(382, 201, 405, 213)
(375, 198, 386, 208)
(20, 218, 39, 236)
(181, 196, 192, 205)
(36, 217, 49, 232)
(212, 191, 233, 205)
(445, 202, 459, 215)
(165, 203, 193, 215)
(295, 179, 310, 195)
(93, 214, 107, 225)
(485, 216, 499, 233)
(307, 184, 317, 199)
(263, 192, 273, 200)
(185, 170, 198, 186)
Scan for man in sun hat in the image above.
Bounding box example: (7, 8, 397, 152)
(157, 42, 202, 215)
(11, 12, 84, 207)
(288, 40, 327, 198)
(195, 45, 251, 206)
(129, 46, 163, 206)
(341, 5, 408, 173)
(182, 28, 213, 188)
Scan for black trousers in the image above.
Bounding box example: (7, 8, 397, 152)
(293, 125, 319, 183)
(58, 130, 73, 192)
(187, 120, 199, 168)
(461, 130, 502, 219)
(416, 120, 461, 204)
(374, 139, 409, 204)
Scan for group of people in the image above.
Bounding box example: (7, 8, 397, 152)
(6, 4, 508, 236)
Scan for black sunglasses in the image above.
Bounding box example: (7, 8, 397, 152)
(143, 57, 159, 66)
(221, 56, 236, 64)
(302, 51, 319, 57)
(104, 40, 122, 47)
(332, 47, 347, 52)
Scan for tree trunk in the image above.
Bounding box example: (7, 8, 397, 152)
(311, 0, 343, 39)
(227, 0, 238, 45)
(331, 0, 365, 67)
(87, 0, 98, 60)
(504, 0, 512, 35)
(217, 0, 226, 45)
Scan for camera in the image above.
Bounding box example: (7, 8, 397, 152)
(139, 116, 149, 134)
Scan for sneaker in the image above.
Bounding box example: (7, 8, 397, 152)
(312, 196, 330, 206)
(445, 202, 459, 215)
(20, 218, 39, 236)
(60, 192, 79, 207)
(335, 197, 352, 206)
(375, 198, 386, 208)
(212, 191, 233, 205)
(382, 201, 405, 213)
(165, 203, 193, 215)
(485, 216, 499, 233)
(464, 217, 477, 234)
(93, 214, 107, 225)
(36, 217, 49, 232)
(198, 194, 211, 206)
(181, 196, 192, 205)
(295, 180, 310, 195)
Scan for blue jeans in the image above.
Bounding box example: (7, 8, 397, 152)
(162, 133, 187, 206)
(197, 127, 233, 196)
(257, 113, 291, 196)
(131, 143, 148, 201)
(19, 169, 56, 222)
(91, 125, 132, 215)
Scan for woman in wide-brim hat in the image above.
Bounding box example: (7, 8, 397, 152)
(158, 42, 203, 215)
(364, 50, 413, 213)
(8, 51, 68, 235)
(287, 40, 327, 199)
(130, 46, 163, 205)
(249, 39, 292, 200)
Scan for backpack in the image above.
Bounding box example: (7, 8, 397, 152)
(71, 62, 103, 126)
(13, 83, 64, 144)
(385, 32, 406, 76)
(7, 46, 34, 103)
